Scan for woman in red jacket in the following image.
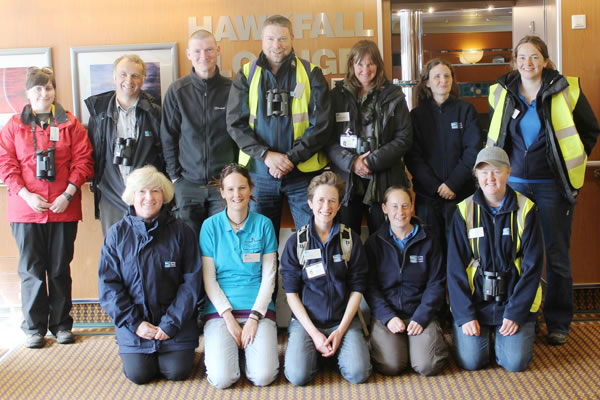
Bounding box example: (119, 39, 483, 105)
(0, 67, 94, 348)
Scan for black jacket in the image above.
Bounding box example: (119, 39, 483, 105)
(226, 51, 331, 177)
(161, 67, 236, 184)
(280, 219, 368, 329)
(364, 220, 446, 328)
(85, 90, 164, 218)
(407, 96, 482, 202)
(490, 69, 599, 203)
(327, 80, 413, 205)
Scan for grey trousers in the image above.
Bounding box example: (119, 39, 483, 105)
(370, 318, 448, 376)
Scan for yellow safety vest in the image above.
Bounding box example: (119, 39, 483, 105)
(240, 57, 328, 172)
(456, 194, 542, 313)
(487, 77, 586, 189)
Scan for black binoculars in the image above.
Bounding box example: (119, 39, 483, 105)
(482, 270, 509, 302)
(113, 137, 135, 166)
(356, 137, 376, 155)
(266, 89, 289, 117)
(36, 148, 55, 182)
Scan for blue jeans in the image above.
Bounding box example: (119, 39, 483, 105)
(452, 320, 536, 372)
(250, 171, 316, 237)
(284, 318, 371, 385)
(509, 181, 575, 334)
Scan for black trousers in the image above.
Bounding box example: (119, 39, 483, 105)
(173, 178, 223, 238)
(10, 221, 78, 336)
(120, 350, 196, 384)
(338, 197, 385, 236)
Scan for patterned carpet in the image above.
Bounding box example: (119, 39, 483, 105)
(1, 321, 600, 399)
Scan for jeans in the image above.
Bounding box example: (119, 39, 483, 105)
(452, 320, 536, 372)
(250, 171, 316, 237)
(284, 318, 371, 385)
(509, 181, 574, 334)
(204, 318, 279, 389)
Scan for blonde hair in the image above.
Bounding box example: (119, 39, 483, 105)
(307, 171, 345, 202)
(113, 54, 146, 79)
(121, 166, 174, 205)
(262, 15, 293, 37)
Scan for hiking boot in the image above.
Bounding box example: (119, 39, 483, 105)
(547, 331, 568, 346)
(26, 334, 45, 348)
(56, 330, 75, 344)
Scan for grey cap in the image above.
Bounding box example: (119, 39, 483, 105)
(474, 147, 510, 169)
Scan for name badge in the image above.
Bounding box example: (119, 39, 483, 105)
(164, 261, 176, 268)
(50, 126, 60, 142)
(502, 227, 511, 236)
(243, 253, 261, 263)
(305, 262, 326, 279)
(304, 248, 322, 261)
(468, 227, 485, 239)
(512, 109, 520, 119)
(336, 112, 350, 122)
(340, 134, 358, 149)
(293, 82, 305, 99)
(144, 130, 152, 137)
(451, 122, 463, 130)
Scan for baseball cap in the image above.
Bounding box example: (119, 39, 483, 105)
(474, 147, 510, 169)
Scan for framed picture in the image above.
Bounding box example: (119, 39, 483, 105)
(70, 43, 178, 125)
(0, 47, 52, 128)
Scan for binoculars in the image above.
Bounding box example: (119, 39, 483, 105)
(482, 270, 509, 302)
(266, 89, 289, 117)
(36, 148, 55, 182)
(113, 137, 135, 166)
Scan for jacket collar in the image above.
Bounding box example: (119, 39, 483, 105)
(190, 65, 223, 90)
(472, 186, 519, 216)
(497, 69, 567, 101)
(20, 102, 70, 126)
(256, 50, 297, 73)
(308, 217, 341, 245)
(126, 204, 174, 236)
(375, 218, 425, 246)
(86, 90, 156, 120)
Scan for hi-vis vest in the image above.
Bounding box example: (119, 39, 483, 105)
(240, 57, 328, 172)
(457, 194, 542, 312)
(487, 77, 587, 189)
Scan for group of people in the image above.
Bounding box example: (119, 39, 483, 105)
(1, 13, 598, 388)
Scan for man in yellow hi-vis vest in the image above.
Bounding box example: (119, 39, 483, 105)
(226, 15, 331, 237)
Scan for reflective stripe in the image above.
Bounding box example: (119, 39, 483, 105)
(457, 194, 542, 312)
(292, 112, 309, 124)
(239, 57, 328, 172)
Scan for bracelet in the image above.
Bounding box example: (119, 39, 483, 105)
(62, 192, 73, 201)
(250, 310, 263, 320)
(248, 315, 259, 322)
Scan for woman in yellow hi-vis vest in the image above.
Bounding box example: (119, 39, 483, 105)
(487, 35, 599, 346)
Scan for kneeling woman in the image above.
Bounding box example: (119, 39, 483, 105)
(200, 164, 279, 389)
(281, 171, 372, 385)
(448, 147, 543, 372)
(98, 166, 203, 384)
(364, 186, 448, 376)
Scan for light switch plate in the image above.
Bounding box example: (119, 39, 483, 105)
(572, 15, 586, 29)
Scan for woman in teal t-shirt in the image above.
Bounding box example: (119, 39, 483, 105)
(199, 164, 279, 389)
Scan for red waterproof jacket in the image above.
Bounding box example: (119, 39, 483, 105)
(0, 104, 94, 223)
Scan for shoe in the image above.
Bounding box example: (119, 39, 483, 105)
(26, 334, 45, 348)
(56, 330, 75, 344)
(547, 331, 568, 346)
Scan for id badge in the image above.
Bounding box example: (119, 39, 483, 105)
(336, 112, 350, 122)
(468, 227, 485, 239)
(293, 82, 305, 99)
(243, 253, 261, 263)
(305, 262, 326, 279)
(340, 134, 358, 149)
(50, 126, 59, 142)
(304, 248, 322, 261)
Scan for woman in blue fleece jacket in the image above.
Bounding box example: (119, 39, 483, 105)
(280, 171, 371, 386)
(364, 186, 448, 376)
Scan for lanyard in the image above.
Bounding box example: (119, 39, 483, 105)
(31, 114, 57, 154)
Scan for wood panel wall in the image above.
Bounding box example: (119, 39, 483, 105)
(561, 0, 600, 284)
